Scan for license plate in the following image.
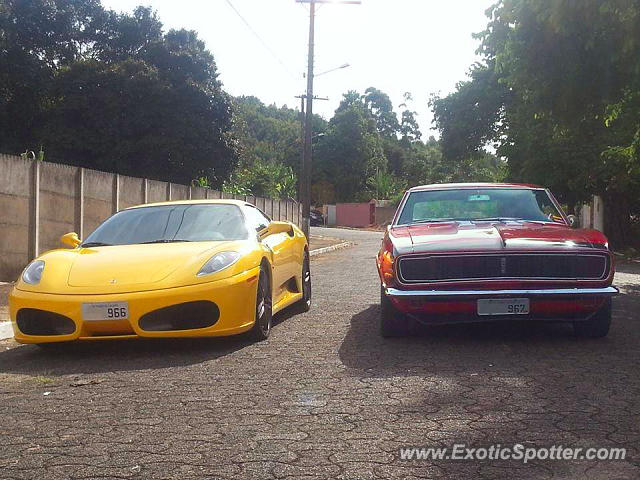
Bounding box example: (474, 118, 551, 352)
(82, 302, 129, 321)
(477, 298, 530, 316)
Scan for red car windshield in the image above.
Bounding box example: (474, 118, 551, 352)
(396, 188, 564, 225)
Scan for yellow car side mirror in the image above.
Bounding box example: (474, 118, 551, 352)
(260, 221, 293, 238)
(61, 232, 81, 248)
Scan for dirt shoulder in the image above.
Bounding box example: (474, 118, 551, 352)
(1, 282, 12, 307)
(308, 234, 348, 251)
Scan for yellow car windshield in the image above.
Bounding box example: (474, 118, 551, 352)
(82, 204, 249, 246)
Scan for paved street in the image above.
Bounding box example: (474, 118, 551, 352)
(1, 227, 639, 479)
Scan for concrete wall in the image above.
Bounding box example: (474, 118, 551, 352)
(0, 154, 34, 281)
(0, 154, 302, 281)
(579, 195, 604, 232)
(325, 205, 336, 226)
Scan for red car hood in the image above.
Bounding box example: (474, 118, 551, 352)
(389, 221, 609, 255)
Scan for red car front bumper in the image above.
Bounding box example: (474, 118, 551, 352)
(385, 286, 618, 324)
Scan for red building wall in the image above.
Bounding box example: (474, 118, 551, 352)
(336, 202, 375, 227)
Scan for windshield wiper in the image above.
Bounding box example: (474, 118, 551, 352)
(412, 218, 466, 224)
(139, 239, 192, 244)
(81, 242, 112, 247)
(474, 217, 525, 222)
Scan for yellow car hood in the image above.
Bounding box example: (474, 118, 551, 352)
(67, 243, 225, 288)
(17, 240, 256, 295)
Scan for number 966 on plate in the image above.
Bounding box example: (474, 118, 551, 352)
(82, 302, 129, 321)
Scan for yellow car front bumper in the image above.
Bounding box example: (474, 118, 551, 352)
(9, 268, 260, 344)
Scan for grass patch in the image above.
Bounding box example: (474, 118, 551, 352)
(32, 375, 56, 385)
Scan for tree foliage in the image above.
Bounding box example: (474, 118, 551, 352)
(313, 91, 387, 202)
(0, 0, 507, 208)
(0, 0, 237, 186)
(311, 88, 504, 204)
(225, 96, 326, 199)
(431, 0, 640, 246)
(223, 158, 297, 200)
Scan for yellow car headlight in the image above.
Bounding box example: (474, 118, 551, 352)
(23, 260, 45, 284)
(197, 251, 241, 277)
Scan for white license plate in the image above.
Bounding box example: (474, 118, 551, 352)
(477, 298, 530, 316)
(82, 302, 129, 321)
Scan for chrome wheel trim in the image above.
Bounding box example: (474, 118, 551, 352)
(303, 256, 311, 303)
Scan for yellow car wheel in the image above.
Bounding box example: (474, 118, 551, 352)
(249, 267, 272, 341)
(299, 252, 311, 312)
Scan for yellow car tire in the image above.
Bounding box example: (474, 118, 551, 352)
(248, 267, 272, 341)
(292, 251, 311, 314)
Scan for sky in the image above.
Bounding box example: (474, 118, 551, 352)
(101, 0, 494, 137)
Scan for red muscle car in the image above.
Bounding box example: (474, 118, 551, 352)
(377, 183, 618, 337)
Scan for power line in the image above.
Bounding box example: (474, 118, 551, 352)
(224, 0, 297, 80)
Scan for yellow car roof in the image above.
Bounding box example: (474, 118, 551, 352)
(125, 199, 248, 210)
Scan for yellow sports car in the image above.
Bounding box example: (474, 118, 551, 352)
(9, 200, 311, 345)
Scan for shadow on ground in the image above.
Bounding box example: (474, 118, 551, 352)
(0, 306, 300, 377)
(616, 260, 640, 275)
(337, 302, 640, 477)
(338, 303, 630, 378)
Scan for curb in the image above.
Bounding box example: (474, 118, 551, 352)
(0, 321, 12, 341)
(0, 305, 11, 340)
(309, 241, 354, 257)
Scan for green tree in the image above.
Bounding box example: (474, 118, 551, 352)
(40, 58, 236, 185)
(399, 92, 422, 142)
(363, 87, 400, 137)
(431, 0, 640, 246)
(430, 64, 509, 172)
(228, 95, 327, 199)
(314, 91, 387, 202)
(0, 1, 238, 187)
(223, 158, 297, 199)
(366, 169, 406, 200)
(0, 0, 106, 154)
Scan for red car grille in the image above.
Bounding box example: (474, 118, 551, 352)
(397, 253, 609, 283)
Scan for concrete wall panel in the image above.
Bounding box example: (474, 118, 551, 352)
(147, 180, 168, 204)
(39, 163, 78, 253)
(0, 156, 33, 277)
(0, 254, 28, 282)
(264, 198, 274, 218)
(0, 155, 31, 196)
(84, 169, 114, 236)
(191, 187, 207, 200)
(171, 184, 189, 200)
(119, 175, 144, 210)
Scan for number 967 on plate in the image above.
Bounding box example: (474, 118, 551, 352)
(477, 298, 530, 316)
(82, 302, 129, 321)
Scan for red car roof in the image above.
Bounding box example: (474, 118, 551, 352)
(408, 182, 544, 192)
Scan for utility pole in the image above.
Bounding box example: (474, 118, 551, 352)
(297, 0, 360, 239)
(295, 94, 305, 202)
(302, 0, 315, 239)
(295, 93, 328, 204)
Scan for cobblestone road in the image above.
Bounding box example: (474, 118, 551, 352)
(0, 227, 638, 479)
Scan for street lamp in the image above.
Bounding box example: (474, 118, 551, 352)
(315, 63, 350, 77)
